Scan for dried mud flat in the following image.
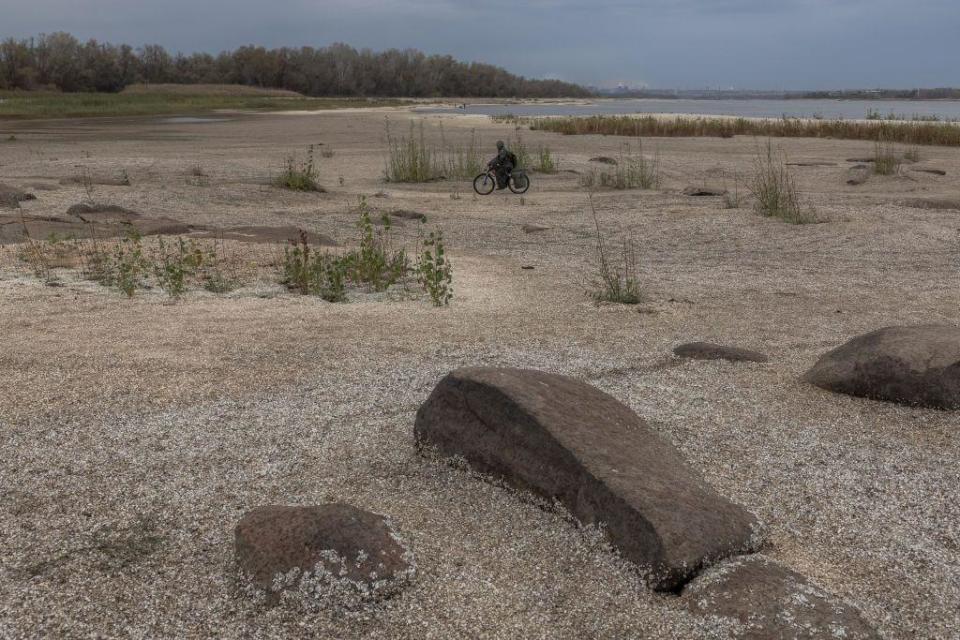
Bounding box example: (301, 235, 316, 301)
(1, 111, 959, 639)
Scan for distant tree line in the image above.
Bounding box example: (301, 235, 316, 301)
(0, 32, 591, 98)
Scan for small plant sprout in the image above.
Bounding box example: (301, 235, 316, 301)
(587, 195, 643, 304)
(416, 225, 453, 307)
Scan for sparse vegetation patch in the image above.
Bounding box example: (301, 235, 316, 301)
(532, 115, 960, 147)
(580, 142, 659, 190)
(750, 142, 817, 224)
(276, 145, 324, 191)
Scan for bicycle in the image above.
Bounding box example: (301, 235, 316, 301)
(473, 168, 530, 195)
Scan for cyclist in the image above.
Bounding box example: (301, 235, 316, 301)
(488, 140, 517, 189)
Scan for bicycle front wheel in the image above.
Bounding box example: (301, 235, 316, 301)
(473, 172, 495, 195)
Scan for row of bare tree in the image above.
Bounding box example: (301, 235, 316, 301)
(0, 33, 590, 98)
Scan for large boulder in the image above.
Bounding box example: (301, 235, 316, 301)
(414, 367, 762, 591)
(235, 504, 415, 606)
(684, 555, 879, 639)
(674, 342, 769, 363)
(803, 325, 960, 409)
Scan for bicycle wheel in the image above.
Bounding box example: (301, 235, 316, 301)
(473, 172, 495, 195)
(509, 172, 530, 194)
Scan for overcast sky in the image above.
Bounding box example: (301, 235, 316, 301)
(2, 0, 957, 89)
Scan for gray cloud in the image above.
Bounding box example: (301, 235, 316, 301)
(1, 0, 957, 88)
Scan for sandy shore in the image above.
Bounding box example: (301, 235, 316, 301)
(0, 109, 958, 639)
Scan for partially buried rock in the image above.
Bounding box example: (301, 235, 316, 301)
(683, 186, 728, 197)
(845, 165, 871, 186)
(66, 203, 140, 222)
(674, 342, 769, 363)
(803, 325, 960, 409)
(389, 209, 427, 222)
(0, 192, 20, 209)
(415, 367, 762, 591)
(684, 555, 879, 639)
(521, 223, 550, 233)
(235, 504, 415, 607)
(0, 183, 35, 209)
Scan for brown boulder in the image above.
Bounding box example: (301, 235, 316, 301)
(803, 325, 960, 409)
(684, 555, 879, 639)
(235, 504, 415, 606)
(414, 367, 762, 591)
(674, 342, 769, 363)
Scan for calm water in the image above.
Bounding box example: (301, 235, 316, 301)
(416, 99, 960, 121)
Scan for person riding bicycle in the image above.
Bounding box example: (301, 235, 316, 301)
(488, 140, 517, 189)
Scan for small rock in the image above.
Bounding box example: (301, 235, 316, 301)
(674, 342, 769, 363)
(521, 223, 550, 233)
(589, 156, 618, 165)
(390, 209, 427, 222)
(845, 165, 871, 185)
(683, 186, 728, 197)
(901, 198, 960, 211)
(803, 325, 960, 409)
(235, 504, 415, 607)
(415, 367, 761, 591)
(520, 265, 535, 270)
(66, 203, 140, 222)
(0, 192, 20, 210)
(684, 555, 879, 639)
(0, 183, 35, 209)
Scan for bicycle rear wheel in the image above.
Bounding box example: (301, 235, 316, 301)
(509, 172, 530, 194)
(473, 172, 495, 195)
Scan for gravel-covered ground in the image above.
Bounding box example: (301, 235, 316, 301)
(1, 110, 958, 638)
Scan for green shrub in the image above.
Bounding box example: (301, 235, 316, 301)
(873, 139, 901, 175)
(104, 232, 149, 297)
(385, 121, 485, 182)
(276, 144, 324, 191)
(281, 233, 347, 302)
(439, 126, 484, 180)
(416, 227, 453, 306)
(510, 130, 531, 169)
(280, 197, 410, 301)
(750, 141, 816, 224)
(343, 197, 408, 291)
(153, 237, 191, 297)
(535, 146, 557, 173)
(385, 121, 439, 182)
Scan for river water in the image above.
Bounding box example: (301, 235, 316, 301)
(416, 98, 960, 121)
